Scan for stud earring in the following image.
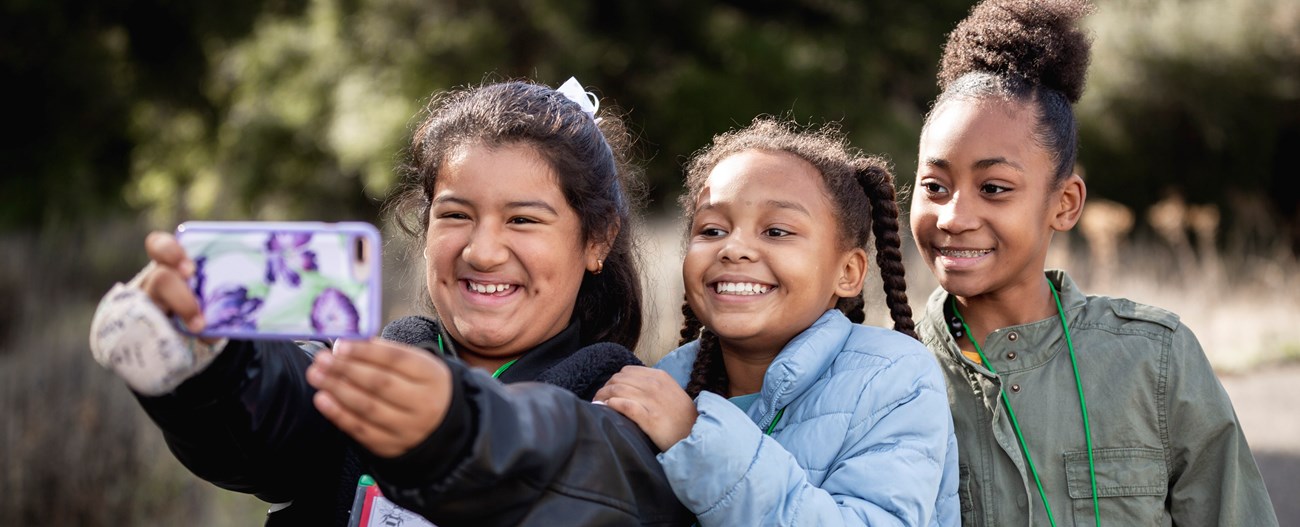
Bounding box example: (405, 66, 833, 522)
(594, 258, 604, 275)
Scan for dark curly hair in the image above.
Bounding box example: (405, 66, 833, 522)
(387, 80, 645, 351)
(928, 0, 1094, 183)
(677, 118, 916, 398)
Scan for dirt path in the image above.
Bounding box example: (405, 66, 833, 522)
(1218, 363, 1300, 524)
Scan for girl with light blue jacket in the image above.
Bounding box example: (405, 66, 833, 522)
(595, 118, 960, 526)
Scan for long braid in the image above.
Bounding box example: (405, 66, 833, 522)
(835, 295, 866, 323)
(855, 159, 918, 340)
(681, 297, 729, 398)
(678, 297, 702, 346)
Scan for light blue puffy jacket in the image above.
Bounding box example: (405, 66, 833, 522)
(654, 309, 961, 526)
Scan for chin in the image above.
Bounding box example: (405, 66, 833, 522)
(935, 276, 988, 299)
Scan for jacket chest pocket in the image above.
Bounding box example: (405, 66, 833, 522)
(1064, 447, 1167, 526)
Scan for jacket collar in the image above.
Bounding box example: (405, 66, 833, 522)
(919, 269, 1088, 374)
(484, 319, 582, 384)
(659, 309, 853, 424)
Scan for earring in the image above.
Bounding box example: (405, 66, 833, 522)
(423, 247, 429, 260)
(594, 258, 604, 275)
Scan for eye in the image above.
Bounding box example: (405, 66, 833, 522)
(698, 226, 727, 238)
(921, 181, 948, 195)
(763, 227, 792, 237)
(507, 216, 539, 225)
(439, 211, 470, 220)
(980, 183, 1011, 195)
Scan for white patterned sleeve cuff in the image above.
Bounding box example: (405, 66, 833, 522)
(89, 265, 227, 395)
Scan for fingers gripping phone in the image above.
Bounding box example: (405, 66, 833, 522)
(176, 221, 382, 340)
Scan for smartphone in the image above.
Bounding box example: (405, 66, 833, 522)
(175, 221, 382, 341)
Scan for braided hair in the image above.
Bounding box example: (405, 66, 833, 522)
(681, 118, 915, 398)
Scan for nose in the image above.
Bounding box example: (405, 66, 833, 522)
(935, 192, 978, 234)
(718, 231, 758, 263)
(462, 223, 510, 270)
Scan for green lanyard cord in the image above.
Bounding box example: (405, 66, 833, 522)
(491, 358, 519, 379)
(765, 407, 785, 436)
(951, 280, 1099, 527)
(442, 334, 518, 379)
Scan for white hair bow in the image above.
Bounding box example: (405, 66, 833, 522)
(556, 77, 601, 122)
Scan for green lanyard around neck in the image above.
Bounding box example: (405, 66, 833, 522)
(440, 333, 518, 379)
(765, 407, 785, 436)
(491, 358, 519, 379)
(951, 279, 1100, 527)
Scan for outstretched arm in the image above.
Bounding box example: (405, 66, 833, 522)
(92, 232, 346, 504)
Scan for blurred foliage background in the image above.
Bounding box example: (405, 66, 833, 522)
(2, 0, 1298, 524)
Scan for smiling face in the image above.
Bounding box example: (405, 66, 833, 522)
(911, 97, 1077, 301)
(683, 149, 866, 356)
(425, 142, 602, 363)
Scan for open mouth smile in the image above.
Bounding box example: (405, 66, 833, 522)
(937, 248, 993, 258)
(712, 281, 774, 296)
(464, 280, 518, 296)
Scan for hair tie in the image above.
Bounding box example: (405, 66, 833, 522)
(556, 77, 602, 123)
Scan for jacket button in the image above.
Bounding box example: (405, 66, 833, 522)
(1010, 384, 1021, 393)
(1008, 332, 1019, 341)
(1006, 351, 1018, 360)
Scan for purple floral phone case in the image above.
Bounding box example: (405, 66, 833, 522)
(176, 221, 382, 340)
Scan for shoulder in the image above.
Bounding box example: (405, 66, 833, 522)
(835, 325, 941, 379)
(536, 341, 642, 400)
(820, 326, 947, 412)
(652, 341, 700, 388)
(1078, 294, 1182, 340)
(381, 316, 442, 347)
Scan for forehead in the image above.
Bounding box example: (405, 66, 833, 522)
(919, 98, 1044, 166)
(437, 142, 562, 193)
(698, 149, 831, 210)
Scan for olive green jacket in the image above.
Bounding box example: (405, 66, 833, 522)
(918, 270, 1277, 526)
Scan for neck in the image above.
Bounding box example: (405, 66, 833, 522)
(458, 349, 525, 374)
(718, 340, 781, 397)
(954, 274, 1056, 347)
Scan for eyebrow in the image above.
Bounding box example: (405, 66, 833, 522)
(766, 199, 811, 216)
(695, 199, 811, 216)
(432, 196, 559, 215)
(973, 157, 1024, 172)
(505, 200, 559, 215)
(924, 157, 1023, 172)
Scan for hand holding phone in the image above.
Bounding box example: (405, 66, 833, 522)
(176, 221, 382, 340)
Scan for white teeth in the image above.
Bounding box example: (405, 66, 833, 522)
(714, 282, 772, 295)
(467, 281, 514, 295)
(939, 249, 992, 258)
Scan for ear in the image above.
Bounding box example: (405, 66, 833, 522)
(1051, 174, 1087, 232)
(585, 220, 621, 273)
(834, 247, 869, 298)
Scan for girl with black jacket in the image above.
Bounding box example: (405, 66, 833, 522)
(90, 79, 691, 526)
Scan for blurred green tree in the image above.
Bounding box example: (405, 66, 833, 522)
(2, 0, 977, 229)
(0, 0, 308, 230)
(4, 0, 1297, 252)
(1078, 0, 1300, 250)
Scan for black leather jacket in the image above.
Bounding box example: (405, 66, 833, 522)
(134, 317, 691, 526)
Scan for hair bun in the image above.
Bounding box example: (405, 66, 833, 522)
(938, 0, 1094, 103)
